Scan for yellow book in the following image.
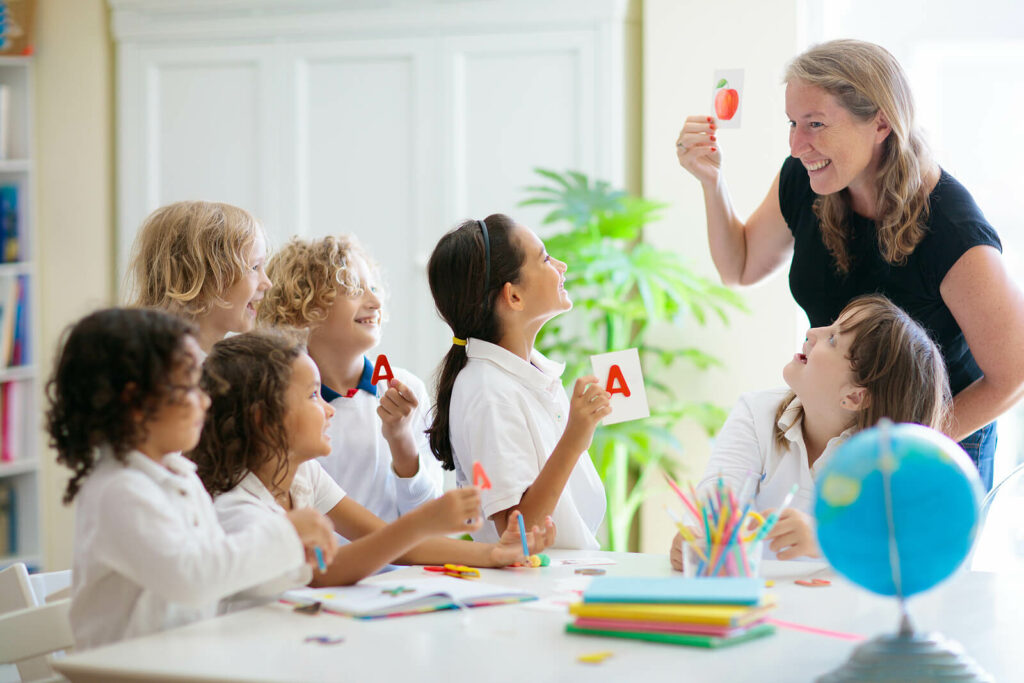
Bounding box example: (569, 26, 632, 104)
(568, 597, 776, 628)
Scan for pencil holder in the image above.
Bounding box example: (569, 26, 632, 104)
(683, 537, 762, 578)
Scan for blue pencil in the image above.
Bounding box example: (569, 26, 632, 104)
(516, 512, 529, 559)
(314, 546, 327, 573)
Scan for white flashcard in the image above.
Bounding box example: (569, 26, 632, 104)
(711, 68, 744, 129)
(590, 348, 650, 426)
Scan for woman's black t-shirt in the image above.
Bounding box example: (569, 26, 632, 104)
(778, 155, 1001, 395)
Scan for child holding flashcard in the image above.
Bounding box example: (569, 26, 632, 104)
(670, 295, 949, 569)
(192, 328, 554, 595)
(47, 308, 337, 649)
(125, 201, 272, 356)
(428, 214, 612, 550)
(258, 235, 444, 521)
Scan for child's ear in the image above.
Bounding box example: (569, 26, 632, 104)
(498, 282, 524, 312)
(841, 386, 869, 412)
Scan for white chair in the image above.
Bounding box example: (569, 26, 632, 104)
(28, 571, 71, 606)
(970, 462, 1024, 572)
(0, 564, 72, 682)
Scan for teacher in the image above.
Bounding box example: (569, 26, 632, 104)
(675, 39, 1024, 490)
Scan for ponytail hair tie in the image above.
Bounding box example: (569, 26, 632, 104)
(452, 337, 467, 347)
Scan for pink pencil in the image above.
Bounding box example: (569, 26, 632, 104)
(662, 471, 700, 520)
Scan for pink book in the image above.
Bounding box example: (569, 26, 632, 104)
(572, 616, 767, 638)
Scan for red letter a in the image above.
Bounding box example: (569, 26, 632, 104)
(605, 364, 631, 397)
(371, 354, 394, 385)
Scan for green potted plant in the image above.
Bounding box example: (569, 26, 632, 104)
(520, 169, 746, 551)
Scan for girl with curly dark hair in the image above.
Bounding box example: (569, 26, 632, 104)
(47, 307, 336, 650)
(191, 328, 555, 594)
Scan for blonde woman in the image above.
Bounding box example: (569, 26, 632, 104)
(125, 201, 272, 355)
(675, 39, 1024, 489)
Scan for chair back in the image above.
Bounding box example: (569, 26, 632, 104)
(971, 462, 1024, 572)
(0, 564, 73, 681)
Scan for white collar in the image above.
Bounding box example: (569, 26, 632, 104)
(775, 395, 855, 452)
(114, 447, 197, 483)
(465, 338, 565, 392)
(236, 465, 311, 512)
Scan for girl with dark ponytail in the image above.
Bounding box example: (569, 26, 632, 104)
(427, 214, 611, 550)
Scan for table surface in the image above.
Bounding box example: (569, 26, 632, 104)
(54, 550, 1022, 683)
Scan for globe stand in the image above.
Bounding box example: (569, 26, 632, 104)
(816, 607, 993, 682)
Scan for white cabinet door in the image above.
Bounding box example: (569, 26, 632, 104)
(116, 43, 279, 270)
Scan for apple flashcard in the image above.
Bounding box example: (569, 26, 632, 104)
(590, 348, 650, 426)
(711, 68, 744, 129)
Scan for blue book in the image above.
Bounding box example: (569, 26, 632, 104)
(0, 185, 18, 263)
(582, 577, 762, 606)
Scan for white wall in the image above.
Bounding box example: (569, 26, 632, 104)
(638, 0, 803, 552)
(35, 0, 115, 570)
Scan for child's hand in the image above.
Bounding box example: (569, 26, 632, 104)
(285, 508, 339, 570)
(415, 487, 483, 535)
(488, 510, 556, 566)
(670, 532, 684, 572)
(561, 376, 612, 454)
(377, 379, 418, 443)
(764, 508, 820, 560)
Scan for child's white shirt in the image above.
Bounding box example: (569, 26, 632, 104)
(319, 361, 443, 522)
(449, 338, 605, 550)
(214, 459, 346, 611)
(69, 447, 305, 650)
(698, 388, 853, 560)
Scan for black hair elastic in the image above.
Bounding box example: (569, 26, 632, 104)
(477, 219, 491, 289)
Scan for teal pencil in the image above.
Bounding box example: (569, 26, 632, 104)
(516, 512, 529, 559)
(752, 484, 800, 544)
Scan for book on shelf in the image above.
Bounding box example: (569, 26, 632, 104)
(0, 83, 8, 160)
(1, 380, 23, 462)
(283, 576, 537, 619)
(0, 479, 15, 556)
(0, 273, 19, 365)
(0, 185, 18, 263)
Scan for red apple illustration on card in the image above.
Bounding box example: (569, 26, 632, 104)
(715, 79, 739, 119)
(711, 69, 744, 129)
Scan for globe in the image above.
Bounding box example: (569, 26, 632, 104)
(814, 422, 984, 598)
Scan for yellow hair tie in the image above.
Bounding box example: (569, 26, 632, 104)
(452, 337, 467, 346)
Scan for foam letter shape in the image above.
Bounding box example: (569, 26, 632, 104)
(605, 364, 631, 397)
(472, 461, 492, 490)
(371, 354, 394, 385)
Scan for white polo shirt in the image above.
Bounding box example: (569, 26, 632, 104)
(319, 359, 443, 522)
(449, 338, 605, 550)
(699, 387, 853, 520)
(214, 459, 345, 611)
(69, 447, 305, 650)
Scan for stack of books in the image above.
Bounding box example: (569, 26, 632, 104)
(566, 577, 776, 648)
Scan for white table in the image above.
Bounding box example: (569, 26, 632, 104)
(54, 551, 1022, 682)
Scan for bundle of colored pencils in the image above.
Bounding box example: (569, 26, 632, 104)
(663, 472, 792, 578)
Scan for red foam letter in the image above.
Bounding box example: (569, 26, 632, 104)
(473, 461, 492, 490)
(605, 364, 631, 397)
(371, 354, 394, 385)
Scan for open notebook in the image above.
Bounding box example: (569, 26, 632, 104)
(282, 576, 537, 619)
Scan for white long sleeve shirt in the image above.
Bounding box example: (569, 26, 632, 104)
(699, 388, 854, 520)
(449, 339, 605, 550)
(69, 448, 306, 650)
(318, 358, 443, 522)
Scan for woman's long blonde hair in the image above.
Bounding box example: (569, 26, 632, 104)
(774, 295, 950, 449)
(786, 40, 935, 274)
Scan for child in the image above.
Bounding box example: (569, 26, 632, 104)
(46, 308, 338, 649)
(427, 214, 611, 550)
(191, 329, 555, 591)
(669, 294, 950, 569)
(125, 200, 271, 355)
(258, 235, 443, 522)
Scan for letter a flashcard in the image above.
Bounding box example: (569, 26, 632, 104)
(590, 348, 650, 426)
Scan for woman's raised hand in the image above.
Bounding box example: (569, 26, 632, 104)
(675, 115, 722, 186)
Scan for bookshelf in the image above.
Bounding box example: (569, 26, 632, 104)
(0, 55, 38, 571)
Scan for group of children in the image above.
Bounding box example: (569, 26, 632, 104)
(45, 198, 953, 650)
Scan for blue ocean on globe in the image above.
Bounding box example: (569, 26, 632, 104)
(814, 422, 984, 598)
